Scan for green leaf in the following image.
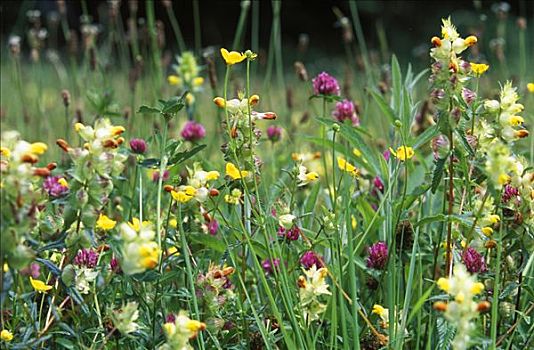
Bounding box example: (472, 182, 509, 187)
(162, 98, 185, 114)
(139, 158, 161, 168)
(431, 156, 448, 194)
(455, 129, 475, 157)
(168, 144, 207, 166)
(413, 125, 439, 149)
(370, 90, 397, 125)
(391, 55, 402, 113)
(138, 105, 161, 114)
(189, 233, 226, 253)
(414, 214, 445, 228)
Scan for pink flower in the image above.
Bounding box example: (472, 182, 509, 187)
(181, 121, 206, 142)
(266, 125, 282, 142)
(208, 219, 219, 236)
(152, 170, 170, 183)
(312, 72, 340, 96)
(462, 247, 487, 273)
(261, 258, 280, 275)
(366, 241, 388, 270)
(74, 249, 99, 268)
(20, 263, 41, 278)
(43, 176, 69, 197)
(300, 251, 324, 269)
(332, 99, 359, 126)
(129, 138, 147, 154)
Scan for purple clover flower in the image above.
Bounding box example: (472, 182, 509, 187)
(261, 258, 280, 275)
(73, 249, 99, 268)
(20, 262, 41, 278)
(332, 99, 360, 126)
(152, 170, 170, 183)
(366, 241, 388, 270)
(266, 125, 282, 142)
(312, 72, 340, 96)
(181, 121, 206, 142)
(461, 247, 487, 273)
(461, 88, 477, 105)
(300, 251, 324, 269)
(129, 138, 147, 154)
(110, 257, 122, 274)
(43, 176, 69, 197)
(208, 219, 219, 236)
(502, 184, 520, 203)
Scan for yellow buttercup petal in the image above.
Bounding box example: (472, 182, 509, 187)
(30, 277, 53, 293)
(220, 48, 246, 65)
(226, 162, 249, 180)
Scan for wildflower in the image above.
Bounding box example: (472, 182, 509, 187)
(43, 176, 69, 197)
(119, 222, 161, 275)
(73, 249, 99, 268)
(300, 251, 324, 269)
(167, 75, 181, 86)
(180, 121, 206, 142)
(461, 88, 477, 105)
(470, 62, 489, 76)
(226, 162, 249, 180)
(96, 213, 116, 231)
(527, 83, 534, 93)
(436, 264, 485, 350)
(312, 72, 340, 96)
(372, 304, 389, 328)
(110, 257, 122, 274)
(281, 226, 300, 241)
(337, 157, 359, 177)
(129, 138, 147, 154)
(278, 213, 296, 230)
(220, 48, 246, 65)
(1, 329, 13, 342)
(298, 265, 331, 321)
(366, 241, 388, 270)
(151, 169, 170, 183)
(389, 145, 414, 161)
(30, 277, 53, 293)
(297, 165, 319, 186)
(110, 301, 140, 335)
(207, 218, 219, 235)
(20, 262, 40, 278)
(193, 77, 204, 86)
(481, 226, 493, 236)
(332, 99, 359, 126)
(161, 311, 206, 350)
(266, 125, 282, 142)
(262, 258, 280, 274)
(502, 184, 520, 203)
(171, 185, 198, 203)
(224, 188, 242, 205)
(461, 247, 487, 273)
(373, 176, 385, 193)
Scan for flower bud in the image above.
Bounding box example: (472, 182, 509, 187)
(484, 100, 500, 113)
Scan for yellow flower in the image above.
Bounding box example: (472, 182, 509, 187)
(0, 147, 11, 158)
(30, 142, 48, 155)
(470, 282, 484, 295)
(498, 173, 510, 185)
(351, 215, 357, 230)
(470, 63, 489, 76)
(30, 277, 53, 293)
(74, 122, 85, 132)
(169, 218, 178, 229)
(509, 115, 524, 126)
(128, 218, 151, 231)
(3, 262, 8, 273)
(488, 215, 500, 224)
(526, 83, 534, 93)
(171, 190, 194, 203)
(226, 162, 249, 180)
(220, 48, 246, 65)
(372, 304, 387, 318)
(167, 75, 181, 86)
(185, 92, 195, 105)
(437, 277, 450, 292)
(1, 329, 13, 342)
(57, 178, 68, 188)
(193, 77, 204, 86)
(389, 146, 414, 161)
(205, 171, 220, 181)
(337, 157, 359, 177)
(167, 246, 179, 256)
(352, 148, 362, 157)
(138, 244, 160, 269)
(96, 214, 116, 231)
(481, 226, 493, 236)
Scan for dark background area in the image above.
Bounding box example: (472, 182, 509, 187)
(1, 1, 532, 61)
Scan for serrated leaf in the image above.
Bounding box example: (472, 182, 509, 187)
(431, 156, 448, 194)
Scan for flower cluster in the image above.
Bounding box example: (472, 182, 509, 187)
(160, 312, 206, 350)
(170, 163, 220, 204)
(167, 51, 204, 92)
(436, 264, 486, 350)
(118, 218, 161, 275)
(297, 265, 331, 322)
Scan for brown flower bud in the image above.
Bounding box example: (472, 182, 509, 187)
(517, 17, 527, 30)
(477, 301, 491, 313)
(102, 139, 118, 149)
(61, 89, 71, 107)
(56, 138, 70, 152)
(46, 162, 57, 170)
(433, 301, 448, 312)
(21, 154, 38, 164)
(294, 61, 308, 82)
(485, 240, 497, 249)
(163, 185, 174, 193)
(297, 276, 306, 288)
(209, 188, 219, 197)
(34, 167, 51, 177)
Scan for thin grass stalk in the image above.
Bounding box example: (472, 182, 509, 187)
(193, 0, 202, 55)
(345, 188, 361, 350)
(232, 1, 250, 50)
(490, 199, 504, 349)
(348, 1, 374, 82)
(146, 0, 162, 96)
(166, 5, 187, 54)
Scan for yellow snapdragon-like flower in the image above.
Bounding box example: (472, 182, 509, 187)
(0, 146, 11, 158)
(96, 214, 117, 231)
(527, 83, 534, 93)
(220, 48, 246, 65)
(298, 265, 331, 322)
(390, 146, 414, 161)
(119, 222, 161, 275)
(337, 157, 359, 177)
(167, 75, 181, 86)
(162, 311, 206, 350)
(171, 185, 197, 203)
(470, 62, 489, 76)
(30, 277, 53, 293)
(297, 165, 319, 186)
(226, 162, 249, 180)
(1, 329, 14, 342)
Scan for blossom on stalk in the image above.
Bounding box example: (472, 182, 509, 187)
(30, 277, 53, 293)
(469, 62, 489, 76)
(96, 213, 116, 231)
(129, 138, 147, 154)
(220, 48, 246, 65)
(389, 146, 414, 161)
(461, 247, 487, 273)
(372, 304, 389, 328)
(337, 157, 359, 177)
(436, 264, 485, 350)
(1, 329, 13, 342)
(298, 265, 331, 322)
(110, 301, 140, 335)
(312, 72, 340, 96)
(226, 162, 249, 180)
(297, 165, 319, 186)
(160, 311, 206, 350)
(118, 219, 161, 275)
(266, 125, 282, 142)
(181, 121, 206, 142)
(332, 99, 359, 126)
(300, 251, 324, 269)
(262, 258, 280, 275)
(430, 17, 477, 64)
(366, 241, 388, 270)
